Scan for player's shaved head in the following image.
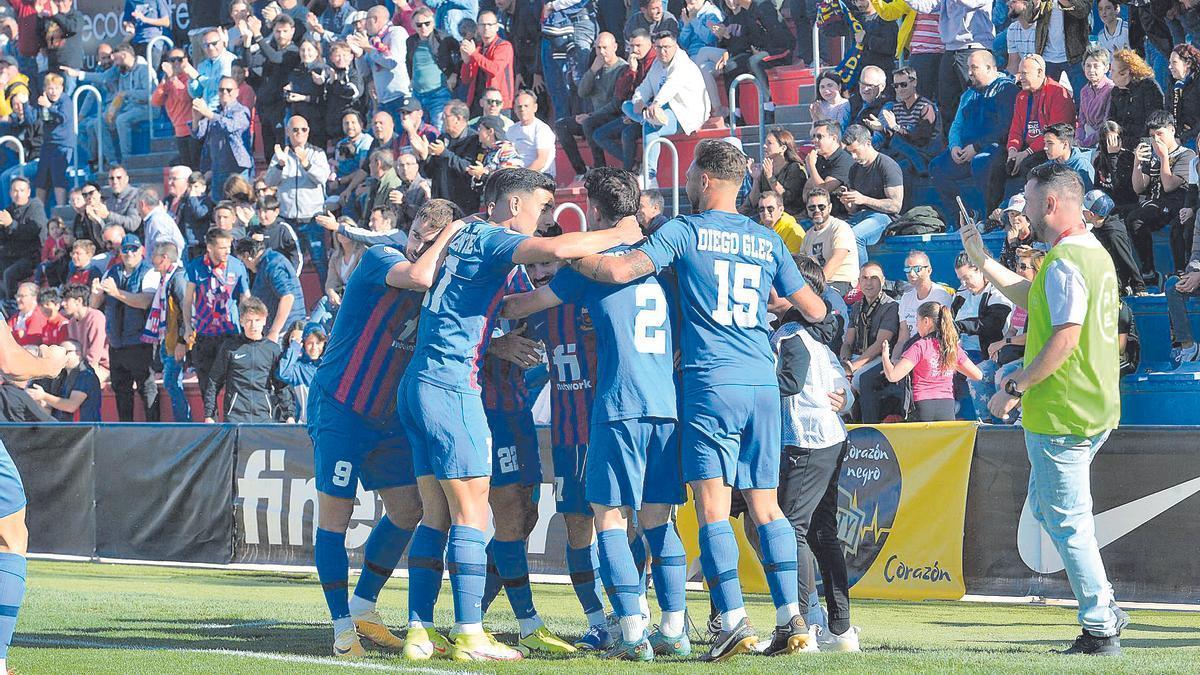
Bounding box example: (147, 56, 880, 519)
(584, 168, 640, 227)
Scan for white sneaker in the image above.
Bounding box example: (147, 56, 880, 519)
(817, 625, 861, 653)
(1179, 343, 1200, 363)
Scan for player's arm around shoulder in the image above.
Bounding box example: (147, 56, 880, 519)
(511, 217, 644, 266)
(0, 323, 68, 381)
(503, 284, 563, 320)
(385, 218, 465, 291)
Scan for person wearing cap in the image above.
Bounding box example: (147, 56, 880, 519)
(92, 233, 162, 421)
(1042, 123, 1095, 192)
(996, 194, 1035, 272)
(469, 115, 524, 193)
(395, 96, 440, 157)
(406, 5, 460, 132)
(1083, 189, 1146, 296)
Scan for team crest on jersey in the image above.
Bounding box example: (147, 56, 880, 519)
(382, 246, 403, 257)
(578, 307, 594, 332)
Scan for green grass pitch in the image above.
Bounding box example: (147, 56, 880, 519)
(10, 560, 1199, 673)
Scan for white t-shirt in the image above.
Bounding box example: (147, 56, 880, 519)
(1098, 19, 1130, 54)
(1043, 5, 1067, 63)
(899, 283, 954, 336)
(506, 119, 557, 179)
(1007, 22, 1037, 60)
(799, 218, 859, 284)
(1043, 235, 1102, 327)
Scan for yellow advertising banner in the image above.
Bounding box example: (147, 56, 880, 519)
(677, 422, 976, 601)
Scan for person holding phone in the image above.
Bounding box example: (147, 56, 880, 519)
(1127, 111, 1197, 280)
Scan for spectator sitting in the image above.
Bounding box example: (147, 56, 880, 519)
(714, 0, 793, 124)
(810, 69, 850, 130)
(930, 50, 1018, 223)
(406, 6, 460, 131)
(186, 27, 236, 108)
(970, 246, 1042, 422)
(144, 241, 191, 423)
(881, 300, 982, 421)
(66, 187, 97, 246)
(466, 87, 515, 132)
(426, 99, 483, 214)
(756, 192, 804, 254)
(34, 216, 71, 288)
(37, 288, 69, 345)
(96, 224, 127, 272)
(1166, 214, 1200, 362)
(747, 126, 805, 217)
(626, 0, 680, 39)
(854, 0, 899, 73)
(380, 151, 431, 232)
(636, 189, 668, 234)
(678, 0, 727, 124)
(848, 65, 888, 128)
(93, 234, 160, 422)
(460, 11, 513, 117)
(323, 230, 364, 309)
(0, 177, 46, 299)
(203, 296, 295, 423)
(153, 48, 201, 167)
(798, 187, 860, 296)
(624, 31, 709, 188)
(995, 194, 1035, 270)
(837, 124, 904, 263)
(105, 44, 154, 166)
(135, 187, 187, 254)
(1026, 0, 1091, 93)
(1042, 122, 1095, 191)
(248, 195, 302, 276)
(1167, 44, 1200, 147)
(193, 77, 254, 202)
(951, 250, 1013, 368)
(1093, 120, 1139, 212)
(277, 321, 326, 423)
(470, 115, 523, 192)
(182, 228, 251, 416)
(233, 237, 306, 344)
(90, 165, 140, 236)
(1075, 46, 1114, 149)
(869, 66, 942, 176)
(1107, 49, 1162, 151)
(62, 283, 109, 382)
(32, 73, 74, 209)
(840, 262, 899, 399)
(507, 90, 557, 179)
(1083, 189, 1145, 297)
(1128, 111, 1196, 280)
(8, 283, 47, 346)
(26, 339, 100, 422)
(989, 54, 1075, 213)
(65, 239, 101, 287)
(265, 115, 331, 282)
(803, 120, 855, 217)
(593, 29, 657, 172)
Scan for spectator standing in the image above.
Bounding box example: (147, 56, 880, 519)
(67, 43, 116, 168)
(1003, 1, 1038, 75)
(853, 0, 899, 74)
(255, 14, 302, 164)
(187, 27, 236, 109)
(182, 229, 251, 416)
(895, 249, 954, 348)
(837, 125, 905, 263)
(425, 99, 484, 214)
(234, 237, 307, 344)
(970, 245, 1041, 422)
(7, 0, 41, 97)
(250, 195, 302, 275)
(425, 0, 480, 41)
(460, 11, 514, 117)
(469, 115, 523, 192)
(391, 150, 433, 231)
(1166, 44, 1200, 147)
(626, 0, 681, 38)
(136, 187, 187, 254)
(93, 234, 161, 422)
(203, 297, 295, 423)
(306, 0, 354, 50)
(27, 339, 101, 422)
(324, 42, 368, 141)
(1028, 0, 1092, 93)
(1128, 111, 1197, 278)
(840, 262, 900, 393)
(555, 32, 631, 183)
(1166, 220, 1200, 362)
(1075, 47, 1114, 150)
(143, 241, 190, 423)
(799, 188, 859, 295)
(714, 0, 793, 123)
(876, 0, 944, 101)
(1107, 49, 1163, 151)
(323, 232, 364, 309)
(63, 283, 109, 379)
(0, 178, 45, 299)
(804, 121, 856, 212)
(540, 0, 598, 123)
(194, 77, 254, 202)
(507, 91, 557, 179)
(870, 66, 942, 176)
(756, 192, 804, 254)
(39, 0, 83, 94)
(284, 39, 331, 149)
(31, 73, 73, 210)
(358, 149, 405, 219)
(7, 283, 47, 346)
(351, 6, 411, 120)
(748, 127, 805, 217)
(277, 322, 325, 423)
(90, 165, 140, 235)
(153, 49, 201, 167)
(1095, 0, 1128, 53)
(625, 32, 709, 188)
(881, 301, 982, 421)
(265, 115, 332, 282)
(406, 6, 460, 130)
(937, 0, 995, 135)
(592, 29, 657, 172)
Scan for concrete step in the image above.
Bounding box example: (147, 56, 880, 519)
(121, 150, 177, 171)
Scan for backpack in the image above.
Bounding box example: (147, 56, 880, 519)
(886, 205, 946, 236)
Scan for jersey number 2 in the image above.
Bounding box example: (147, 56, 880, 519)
(712, 260, 761, 328)
(633, 283, 668, 354)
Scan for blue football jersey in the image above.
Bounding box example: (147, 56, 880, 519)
(527, 302, 597, 447)
(408, 220, 531, 393)
(550, 246, 677, 423)
(637, 211, 806, 388)
(482, 267, 535, 413)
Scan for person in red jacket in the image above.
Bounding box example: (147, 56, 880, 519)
(151, 47, 201, 168)
(7, 283, 47, 346)
(460, 11, 514, 118)
(987, 54, 1076, 211)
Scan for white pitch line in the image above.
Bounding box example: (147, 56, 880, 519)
(16, 636, 481, 674)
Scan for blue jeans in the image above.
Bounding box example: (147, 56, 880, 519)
(1166, 275, 1200, 344)
(886, 135, 943, 176)
(1023, 429, 1119, 637)
(115, 104, 151, 161)
(161, 348, 192, 423)
(299, 219, 328, 285)
(414, 86, 452, 131)
(930, 143, 1002, 223)
(593, 115, 639, 170)
(540, 9, 596, 119)
(621, 100, 679, 181)
(847, 211, 891, 264)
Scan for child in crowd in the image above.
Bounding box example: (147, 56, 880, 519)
(34, 216, 71, 287)
(37, 288, 68, 345)
(810, 69, 851, 130)
(276, 321, 326, 423)
(203, 297, 294, 424)
(66, 239, 101, 287)
(881, 301, 982, 422)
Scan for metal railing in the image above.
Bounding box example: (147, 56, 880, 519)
(812, 22, 821, 72)
(553, 202, 587, 232)
(727, 73, 766, 163)
(145, 35, 175, 141)
(642, 136, 680, 217)
(72, 85, 104, 181)
(0, 135, 24, 167)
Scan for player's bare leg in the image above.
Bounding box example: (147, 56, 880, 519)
(0, 508, 26, 674)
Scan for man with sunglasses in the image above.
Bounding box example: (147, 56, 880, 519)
(93, 234, 162, 422)
(868, 66, 943, 177)
(264, 115, 332, 283)
(798, 188, 858, 296)
(407, 6, 459, 131)
(153, 50, 201, 167)
(186, 28, 235, 110)
(757, 192, 805, 255)
(467, 87, 513, 131)
(894, 251, 953, 350)
(460, 11, 513, 118)
(193, 77, 253, 203)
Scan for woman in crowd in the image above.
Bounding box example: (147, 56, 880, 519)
(809, 69, 850, 129)
(748, 127, 806, 217)
(1108, 49, 1164, 150)
(1093, 120, 1139, 212)
(1076, 46, 1114, 149)
(880, 301, 982, 422)
(1167, 44, 1200, 148)
(285, 39, 331, 150)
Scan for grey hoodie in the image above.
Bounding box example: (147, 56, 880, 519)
(264, 144, 332, 222)
(939, 0, 995, 51)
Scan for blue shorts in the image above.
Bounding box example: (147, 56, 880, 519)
(33, 148, 71, 192)
(552, 444, 590, 515)
(0, 440, 25, 519)
(587, 417, 684, 509)
(486, 408, 542, 487)
(682, 385, 782, 490)
(309, 387, 415, 499)
(398, 377, 493, 480)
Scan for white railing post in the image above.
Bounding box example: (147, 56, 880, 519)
(0, 136, 24, 166)
(641, 136, 680, 217)
(812, 22, 821, 72)
(145, 35, 175, 141)
(72, 85, 103, 181)
(726, 73, 767, 163)
(553, 202, 588, 232)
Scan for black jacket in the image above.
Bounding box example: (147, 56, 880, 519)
(1168, 76, 1200, 146)
(323, 65, 367, 141)
(205, 335, 295, 423)
(0, 383, 54, 422)
(722, 0, 793, 57)
(0, 199, 48, 267)
(1109, 77, 1165, 150)
(951, 288, 1012, 352)
(426, 131, 484, 214)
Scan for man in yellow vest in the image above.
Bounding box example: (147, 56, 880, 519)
(960, 162, 1126, 656)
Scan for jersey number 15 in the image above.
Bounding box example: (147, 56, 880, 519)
(712, 260, 761, 328)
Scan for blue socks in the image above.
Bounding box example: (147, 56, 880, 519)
(407, 524, 448, 625)
(314, 528, 350, 621)
(447, 525, 488, 625)
(698, 520, 744, 614)
(629, 532, 649, 595)
(491, 539, 536, 620)
(353, 517, 413, 605)
(0, 553, 25, 660)
(645, 523, 687, 613)
(596, 528, 641, 619)
(758, 518, 800, 615)
(481, 541, 502, 614)
(566, 543, 605, 619)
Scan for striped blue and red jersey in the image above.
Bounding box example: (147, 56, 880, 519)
(481, 267, 534, 413)
(314, 245, 424, 419)
(530, 302, 597, 447)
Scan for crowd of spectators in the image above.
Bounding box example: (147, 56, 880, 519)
(0, 0, 1193, 423)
